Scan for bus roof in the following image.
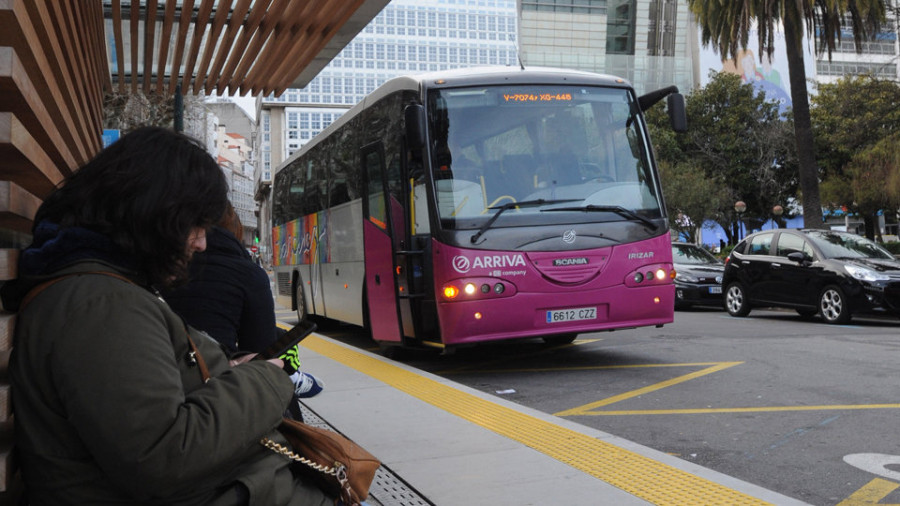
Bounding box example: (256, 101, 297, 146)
(274, 66, 634, 176)
(368, 65, 633, 103)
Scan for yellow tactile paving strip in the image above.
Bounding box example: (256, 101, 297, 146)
(303, 335, 770, 505)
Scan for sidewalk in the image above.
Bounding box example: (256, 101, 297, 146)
(296, 333, 811, 506)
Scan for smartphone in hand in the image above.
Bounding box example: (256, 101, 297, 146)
(252, 319, 317, 361)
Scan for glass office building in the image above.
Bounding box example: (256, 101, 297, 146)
(260, 0, 519, 175)
(518, 0, 698, 96)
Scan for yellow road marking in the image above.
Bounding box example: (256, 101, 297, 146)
(555, 362, 742, 416)
(837, 478, 900, 505)
(303, 335, 769, 505)
(593, 404, 900, 415)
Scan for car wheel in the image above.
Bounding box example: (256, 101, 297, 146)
(819, 285, 851, 324)
(725, 282, 751, 317)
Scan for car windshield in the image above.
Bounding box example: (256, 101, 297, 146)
(672, 244, 720, 265)
(805, 231, 894, 260)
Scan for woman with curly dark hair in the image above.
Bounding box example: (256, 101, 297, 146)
(3, 127, 330, 505)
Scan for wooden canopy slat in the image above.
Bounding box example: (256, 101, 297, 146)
(233, 0, 294, 96)
(128, 0, 139, 93)
(270, 0, 366, 96)
(216, 0, 275, 94)
(167, 0, 195, 95)
(192, 0, 232, 94)
(45, 1, 103, 144)
(142, 0, 158, 94)
(0, 1, 91, 165)
(205, 0, 252, 95)
(23, 1, 96, 164)
(99, 0, 389, 96)
(0, 47, 77, 176)
(248, 0, 318, 95)
(240, 0, 314, 96)
(62, 1, 103, 155)
(79, 1, 108, 133)
(179, 0, 216, 92)
(90, 1, 113, 92)
(111, 0, 125, 94)
(155, 0, 178, 94)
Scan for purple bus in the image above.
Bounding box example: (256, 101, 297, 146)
(271, 66, 685, 353)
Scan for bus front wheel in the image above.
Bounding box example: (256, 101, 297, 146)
(295, 279, 308, 321)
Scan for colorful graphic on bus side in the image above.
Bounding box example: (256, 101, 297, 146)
(272, 212, 328, 266)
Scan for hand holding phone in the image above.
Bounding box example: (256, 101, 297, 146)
(252, 319, 317, 361)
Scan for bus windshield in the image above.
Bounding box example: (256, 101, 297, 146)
(427, 84, 662, 231)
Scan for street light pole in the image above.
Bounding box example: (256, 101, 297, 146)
(772, 204, 784, 229)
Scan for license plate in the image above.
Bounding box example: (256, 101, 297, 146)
(709, 286, 722, 294)
(547, 307, 597, 323)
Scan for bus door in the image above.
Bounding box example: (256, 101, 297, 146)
(395, 151, 432, 341)
(361, 143, 403, 343)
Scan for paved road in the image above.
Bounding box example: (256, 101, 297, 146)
(280, 306, 900, 506)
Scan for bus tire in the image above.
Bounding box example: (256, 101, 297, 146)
(378, 343, 407, 360)
(295, 277, 308, 321)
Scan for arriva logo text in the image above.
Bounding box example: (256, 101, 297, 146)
(452, 254, 526, 274)
(627, 251, 655, 260)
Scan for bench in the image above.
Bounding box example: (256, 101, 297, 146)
(0, 249, 23, 505)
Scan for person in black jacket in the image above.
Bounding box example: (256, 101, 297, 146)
(164, 203, 323, 401)
(165, 203, 275, 353)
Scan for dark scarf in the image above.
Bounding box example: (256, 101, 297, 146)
(1, 221, 137, 311)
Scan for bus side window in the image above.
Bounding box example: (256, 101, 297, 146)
(365, 150, 388, 230)
(330, 181, 350, 206)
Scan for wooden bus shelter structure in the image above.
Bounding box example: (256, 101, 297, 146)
(0, 0, 389, 498)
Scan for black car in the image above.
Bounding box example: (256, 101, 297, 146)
(672, 242, 725, 309)
(722, 228, 900, 324)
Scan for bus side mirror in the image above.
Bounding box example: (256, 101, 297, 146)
(667, 93, 687, 133)
(405, 104, 427, 150)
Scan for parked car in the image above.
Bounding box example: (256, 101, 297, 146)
(672, 242, 724, 309)
(722, 228, 900, 324)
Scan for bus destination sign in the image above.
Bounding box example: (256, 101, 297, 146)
(502, 92, 573, 103)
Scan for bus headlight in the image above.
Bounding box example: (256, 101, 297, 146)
(442, 278, 515, 301)
(624, 265, 673, 287)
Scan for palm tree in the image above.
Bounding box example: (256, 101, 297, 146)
(688, 0, 887, 229)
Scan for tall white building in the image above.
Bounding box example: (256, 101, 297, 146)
(518, 0, 699, 96)
(814, 2, 900, 85)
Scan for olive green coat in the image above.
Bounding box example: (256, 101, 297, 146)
(10, 261, 330, 505)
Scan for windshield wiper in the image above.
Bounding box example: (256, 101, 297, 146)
(470, 199, 579, 244)
(542, 204, 659, 230)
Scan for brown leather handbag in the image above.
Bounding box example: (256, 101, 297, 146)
(182, 310, 380, 505)
(261, 418, 381, 506)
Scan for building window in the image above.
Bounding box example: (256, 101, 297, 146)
(607, 0, 637, 55)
